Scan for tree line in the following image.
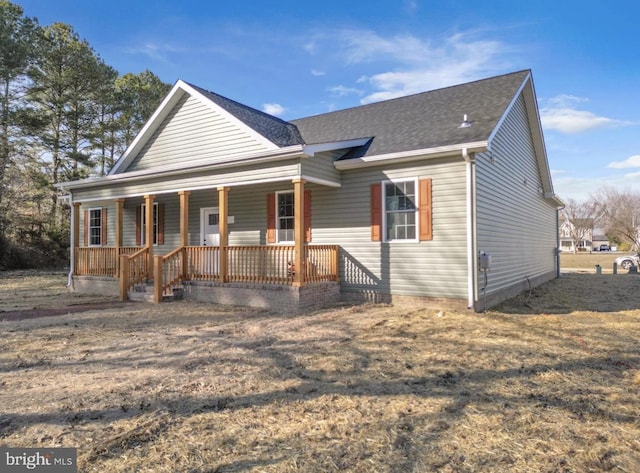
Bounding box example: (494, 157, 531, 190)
(0, 1, 171, 268)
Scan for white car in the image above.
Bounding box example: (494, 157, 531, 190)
(614, 254, 640, 270)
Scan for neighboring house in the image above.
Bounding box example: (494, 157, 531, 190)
(56, 70, 563, 312)
(559, 218, 594, 252)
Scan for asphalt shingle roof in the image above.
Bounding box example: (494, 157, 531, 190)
(290, 70, 530, 158)
(190, 70, 530, 159)
(187, 83, 304, 147)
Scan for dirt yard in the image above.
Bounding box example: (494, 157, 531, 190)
(1, 270, 639, 472)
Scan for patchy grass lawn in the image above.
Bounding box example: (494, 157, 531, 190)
(0, 271, 639, 472)
(560, 252, 628, 273)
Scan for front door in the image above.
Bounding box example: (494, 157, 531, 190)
(200, 208, 219, 275)
(201, 207, 220, 246)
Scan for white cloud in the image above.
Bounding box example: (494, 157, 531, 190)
(326, 30, 515, 104)
(608, 155, 640, 169)
(262, 103, 285, 116)
(124, 41, 182, 61)
(403, 0, 419, 14)
(540, 95, 634, 134)
(311, 69, 326, 76)
(328, 85, 364, 97)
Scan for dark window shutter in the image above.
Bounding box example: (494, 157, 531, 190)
(84, 210, 89, 246)
(102, 208, 108, 246)
(267, 193, 276, 243)
(419, 178, 433, 241)
(370, 183, 382, 242)
(157, 203, 165, 245)
(304, 190, 311, 242)
(136, 205, 142, 246)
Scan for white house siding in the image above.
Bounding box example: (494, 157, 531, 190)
(475, 94, 558, 305)
(124, 93, 272, 173)
(309, 158, 469, 300)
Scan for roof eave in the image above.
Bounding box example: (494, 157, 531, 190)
(333, 141, 488, 170)
(55, 145, 307, 192)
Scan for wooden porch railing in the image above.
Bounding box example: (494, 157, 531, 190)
(119, 247, 149, 300)
(76, 244, 340, 303)
(75, 247, 140, 277)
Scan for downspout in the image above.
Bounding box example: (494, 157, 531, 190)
(462, 148, 476, 309)
(556, 202, 565, 279)
(66, 189, 75, 288)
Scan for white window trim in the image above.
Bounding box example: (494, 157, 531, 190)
(275, 190, 295, 244)
(141, 202, 159, 247)
(87, 207, 103, 247)
(382, 177, 419, 243)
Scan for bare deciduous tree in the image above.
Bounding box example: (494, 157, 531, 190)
(593, 187, 640, 251)
(560, 198, 602, 252)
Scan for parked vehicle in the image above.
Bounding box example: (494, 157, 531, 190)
(614, 254, 640, 270)
(599, 244, 611, 251)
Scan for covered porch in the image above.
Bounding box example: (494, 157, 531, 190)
(69, 179, 341, 310)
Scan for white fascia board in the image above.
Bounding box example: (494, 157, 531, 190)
(109, 80, 281, 176)
(333, 141, 488, 170)
(109, 81, 187, 175)
(69, 173, 341, 204)
(487, 73, 555, 197)
(179, 81, 280, 151)
(303, 137, 372, 156)
(56, 145, 306, 192)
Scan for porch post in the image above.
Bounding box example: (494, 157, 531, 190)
(217, 186, 229, 283)
(144, 194, 155, 277)
(115, 198, 124, 277)
(293, 178, 305, 287)
(179, 191, 190, 247)
(72, 202, 80, 274)
(179, 191, 190, 280)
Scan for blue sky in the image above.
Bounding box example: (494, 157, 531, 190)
(16, 0, 640, 203)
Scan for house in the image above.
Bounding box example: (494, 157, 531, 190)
(559, 218, 594, 252)
(56, 70, 563, 313)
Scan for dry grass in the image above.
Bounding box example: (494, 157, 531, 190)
(0, 270, 639, 472)
(560, 252, 628, 273)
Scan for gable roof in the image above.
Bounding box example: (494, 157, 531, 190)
(186, 83, 304, 147)
(98, 70, 557, 204)
(291, 70, 531, 158)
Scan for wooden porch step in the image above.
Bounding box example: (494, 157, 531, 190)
(128, 282, 184, 303)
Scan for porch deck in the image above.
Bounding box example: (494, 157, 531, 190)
(74, 245, 340, 304)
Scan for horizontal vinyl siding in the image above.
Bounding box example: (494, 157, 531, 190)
(71, 160, 300, 202)
(310, 158, 468, 299)
(125, 94, 271, 172)
(476, 94, 558, 298)
(301, 151, 341, 185)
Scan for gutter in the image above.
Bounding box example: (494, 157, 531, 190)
(334, 141, 488, 170)
(55, 145, 308, 193)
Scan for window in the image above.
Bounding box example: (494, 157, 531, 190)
(141, 203, 159, 246)
(383, 179, 418, 241)
(88, 208, 103, 246)
(277, 191, 294, 243)
(267, 191, 311, 244)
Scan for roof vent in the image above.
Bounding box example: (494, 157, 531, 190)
(459, 114, 472, 128)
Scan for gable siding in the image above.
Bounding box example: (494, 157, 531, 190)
(475, 94, 558, 299)
(124, 94, 273, 173)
